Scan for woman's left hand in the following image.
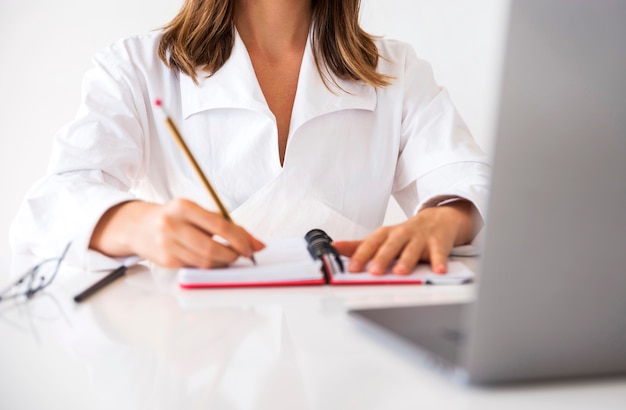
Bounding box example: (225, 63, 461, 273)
(333, 200, 482, 275)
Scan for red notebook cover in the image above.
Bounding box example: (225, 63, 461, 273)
(177, 237, 473, 289)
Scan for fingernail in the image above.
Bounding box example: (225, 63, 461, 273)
(393, 262, 409, 275)
(368, 262, 384, 275)
(435, 263, 447, 274)
(348, 260, 361, 272)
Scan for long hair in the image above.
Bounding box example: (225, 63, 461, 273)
(157, 0, 392, 88)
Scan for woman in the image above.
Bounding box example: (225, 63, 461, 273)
(11, 0, 490, 275)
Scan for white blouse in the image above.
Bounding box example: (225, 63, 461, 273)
(10, 30, 491, 270)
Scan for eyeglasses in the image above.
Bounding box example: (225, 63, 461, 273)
(0, 243, 71, 304)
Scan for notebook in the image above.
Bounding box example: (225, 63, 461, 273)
(177, 236, 474, 289)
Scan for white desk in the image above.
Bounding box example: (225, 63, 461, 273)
(1, 259, 625, 410)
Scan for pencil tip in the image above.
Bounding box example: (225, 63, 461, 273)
(250, 254, 257, 266)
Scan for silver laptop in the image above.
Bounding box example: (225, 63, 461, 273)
(350, 0, 626, 385)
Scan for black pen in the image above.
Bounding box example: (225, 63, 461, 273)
(73, 265, 127, 303)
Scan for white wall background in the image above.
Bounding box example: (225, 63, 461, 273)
(0, 0, 510, 281)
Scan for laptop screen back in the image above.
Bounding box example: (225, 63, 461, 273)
(465, 0, 626, 384)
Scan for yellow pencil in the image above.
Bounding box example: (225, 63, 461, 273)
(155, 99, 256, 265)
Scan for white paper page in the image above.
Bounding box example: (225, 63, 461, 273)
(178, 238, 322, 285)
(330, 260, 474, 284)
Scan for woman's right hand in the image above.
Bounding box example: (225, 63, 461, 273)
(89, 199, 265, 268)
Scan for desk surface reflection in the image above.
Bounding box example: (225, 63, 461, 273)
(1, 260, 625, 410)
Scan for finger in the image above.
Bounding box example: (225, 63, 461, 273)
(159, 219, 240, 268)
(426, 237, 452, 274)
(157, 211, 239, 266)
(200, 239, 242, 267)
(392, 237, 427, 275)
(245, 231, 266, 252)
(348, 231, 387, 273)
(166, 239, 234, 269)
(369, 231, 411, 275)
(199, 216, 254, 258)
(332, 240, 361, 257)
(174, 200, 256, 258)
(150, 240, 198, 269)
(167, 217, 224, 258)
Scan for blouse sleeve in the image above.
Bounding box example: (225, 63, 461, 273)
(10, 42, 148, 270)
(392, 45, 491, 222)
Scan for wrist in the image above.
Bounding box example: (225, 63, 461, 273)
(440, 200, 482, 245)
(89, 200, 152, 257)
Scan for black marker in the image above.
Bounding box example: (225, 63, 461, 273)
(305, 229, 345, 278)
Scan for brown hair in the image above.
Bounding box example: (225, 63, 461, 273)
(157, 0, 392, 88)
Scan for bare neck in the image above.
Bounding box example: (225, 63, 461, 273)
(235, 0, 312, 58)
